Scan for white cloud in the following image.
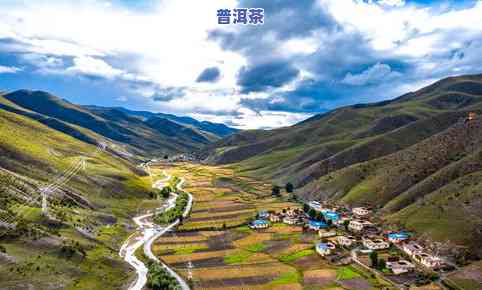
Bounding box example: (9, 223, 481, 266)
(0, 65, 21, 74)
(66, 56, 123, 79)
(0, 0, 482, 128)
(191, 108, 312, 130)
(341, 62, 401, 86)
(377, 0, 405, 7)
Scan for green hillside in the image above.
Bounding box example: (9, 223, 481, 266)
(2, 90, 236, 156)
(206, 74, 482, 255)
(0, 93, 161, 289)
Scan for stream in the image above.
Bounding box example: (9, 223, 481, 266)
(119, 170, 192, 290)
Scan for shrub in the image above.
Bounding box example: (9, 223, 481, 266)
(154, 192, 189, 224)
(146, 261, 180, 290)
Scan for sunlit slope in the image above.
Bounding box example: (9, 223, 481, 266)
(208, 75, 482, 186)
(207, 74, 482, 253)
(2, 90, 231, 156)
(0, 98, 154, 211)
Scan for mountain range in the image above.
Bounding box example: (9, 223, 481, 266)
(0, 90, 237, 157)
(205, 74, 482, 255)
(1, 74, 481, 260)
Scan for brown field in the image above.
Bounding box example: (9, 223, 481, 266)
(151, 163, 393, 290)
(303, 269, 337, 287)
(445, 260, 482, 290)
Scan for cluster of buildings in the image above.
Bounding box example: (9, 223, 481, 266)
(249, 200, 446, 276)
(402, 241, 444, 269)
(248, 208, 305, 229)
(306, 201, 446, 273)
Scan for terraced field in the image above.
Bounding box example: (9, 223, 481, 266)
(151, 163, 395, 290)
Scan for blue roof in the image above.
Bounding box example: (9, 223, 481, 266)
(322, 211, 339, 221)
(388, 232, 409, 239)
(317, 243, 329, 250)
(309, 220, 328, 228)
(253, 220, 269, 225)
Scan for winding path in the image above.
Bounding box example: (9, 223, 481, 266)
(119, 169, 193, 290)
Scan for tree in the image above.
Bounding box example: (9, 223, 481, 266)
(285, 182, 294, 193)
(160, 186, 172, 198)
(316, 211, 325, 222)
(271, 185, 281, 196)
(369, 251, 378, 268)
(378, 258, 386, 270)
(343, 220, 350, 231)
(308, 208, 317, 219)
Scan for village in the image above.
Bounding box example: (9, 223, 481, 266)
(248, 199, 458, 288)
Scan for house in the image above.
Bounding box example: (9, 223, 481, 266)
(386, 259, 415, 275)
(269, 213, 281, 223)
(337, 235, 357, 247)
(316, 242, 335, 256)
(348, 220, 373, 232)
(352, 207, 371, 217)
(249, 220, 270, 229)
(308, 220, 328, 230)
(309, 201, 322, 211)
(258, 210, 270, 219)
(322, 210, 340, 223)
(283, 216, 299, 225)
(402, 242, 424, 256)
(362, 238, 390, 250)
(401, 242, 443, 269)
(319, 229, 337, 238)
(414, 252, 444, 269)
(387, 231, 409, 243)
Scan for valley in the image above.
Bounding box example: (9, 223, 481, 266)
(1, 74, 482, 290)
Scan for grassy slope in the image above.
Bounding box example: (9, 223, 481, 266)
(0, 94, 161, 289)
(2, 90, 225, 156)
(208, 74, 482, 253)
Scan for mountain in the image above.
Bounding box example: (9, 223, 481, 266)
(205, 74, 482, 255)
(0, 89, 238, 288)
(1, 90, 237, 156)
(0, 91, 161, 288)
(112, 106, 238, 137)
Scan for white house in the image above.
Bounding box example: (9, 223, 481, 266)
(309, 201, 323, 211)
(414, 252, 444, 269)
(362, 238, 390, 250)
(319, 229, 337, 238)
(386, 259, 415, 275)
(269, 214, 281, 223)
(348, 220, 373, 232)
(283, 216, 298, 225)
(402, 242, 424, 256)
(402, 242, 443, 269)
(249, 220, 270, 229)
(337, 236, 357, 247)
(352, 207, 371, 217)
(316, 242, 335, 256)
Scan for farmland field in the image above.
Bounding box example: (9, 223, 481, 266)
(151, 162, 396, 290)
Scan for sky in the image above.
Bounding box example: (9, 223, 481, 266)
(0, 0, 482, 129)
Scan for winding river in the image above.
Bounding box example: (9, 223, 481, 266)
(119, 170, 193, 290)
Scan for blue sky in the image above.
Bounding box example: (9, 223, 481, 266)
(0, 0, 481, 129)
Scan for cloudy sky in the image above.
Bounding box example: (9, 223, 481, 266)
(0, 0, 481, 129)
